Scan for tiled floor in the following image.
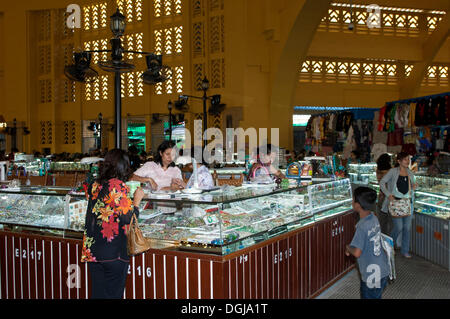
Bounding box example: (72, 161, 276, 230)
(316, 254, 450, 299)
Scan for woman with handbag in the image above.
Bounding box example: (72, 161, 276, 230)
(380, 152, 416, 258)
(81, 149, 145, 299)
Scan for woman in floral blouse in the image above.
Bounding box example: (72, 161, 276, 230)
(81, 149, 144, 299)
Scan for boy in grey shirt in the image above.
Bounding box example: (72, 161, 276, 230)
(346, 186, 390, 299)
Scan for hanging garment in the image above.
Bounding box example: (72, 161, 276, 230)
(424, 98, 433, 126)
(387, 145, 402, 154)
(320, 116, 326, 140)
(437, 96, 448, 126)
(329, 114, 336, 130)
(408, 103, 416, 128)
(387, 128, 404, 146)
(378, 105, 387, 132)
(389, 104, 397, 132)
(383, 104, 392, 132)
(444, 129, 450, 152)
(343, 112, 354, 133)
(395, 103, 410, 128)
(371, 143, 387, 162)
(335, 113, 343, 132)
(415, 100, 425, 126)
(445, 96, 450, 125)
(430, 97, 440, 125)
(401, 143, 417, 156)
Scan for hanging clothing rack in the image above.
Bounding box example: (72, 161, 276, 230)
(387, 91, 449, 105)
(304, 108, 379, 120)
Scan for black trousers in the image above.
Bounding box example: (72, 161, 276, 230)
(88, 260, 129, 299)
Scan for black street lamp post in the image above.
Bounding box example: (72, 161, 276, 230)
(176, 76, 219, 149)
(64, 9, 169, 150)
(97, 112, 103, 150)
(201, 77, 210, 142)
(167, 100, 173, 141)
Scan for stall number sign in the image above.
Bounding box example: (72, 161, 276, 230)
(274, 248, 293, 265)
(331, 221, 344, 238)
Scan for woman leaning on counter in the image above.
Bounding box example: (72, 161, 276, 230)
(130, 140, 185, 191)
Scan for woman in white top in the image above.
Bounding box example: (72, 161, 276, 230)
(130, 140, 185, 191)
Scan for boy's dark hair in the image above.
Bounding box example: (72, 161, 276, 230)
(353, 186, 377, 211)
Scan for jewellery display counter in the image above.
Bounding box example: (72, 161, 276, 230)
(0, 179, 356, 299)
(50, 161, 90, 172)
(412, 175, 450, 271)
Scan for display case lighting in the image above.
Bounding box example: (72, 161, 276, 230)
(416, 201, 450, 211)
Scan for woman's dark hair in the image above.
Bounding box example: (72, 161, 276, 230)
(395, 152, 409, 167)
(376, 153, 391, 171)
(154, 140, 176, 167)
(426, 152, 435, 166)
(353, 186, 377, 211)
(97, 149, 131, 184)
(351, 150, 360, 159)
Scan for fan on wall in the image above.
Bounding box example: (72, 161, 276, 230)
(174, 95, 189, 112)
(141, 54, 172, 85)
(64, 51, 98, 82)
(208, 94, 226, 115)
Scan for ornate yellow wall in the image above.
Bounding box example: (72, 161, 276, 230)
(0, 0, 448, 153)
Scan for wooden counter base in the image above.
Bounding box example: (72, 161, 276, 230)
(0, 211, 356, 299)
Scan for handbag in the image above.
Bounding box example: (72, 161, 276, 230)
(127, 213, 153, 256)
(388, 197, 411, 217)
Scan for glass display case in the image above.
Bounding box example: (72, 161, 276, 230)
(348, 163, 377, 185)
(50, 161, 90, 172)
(0, 186, 85, 236)
(10, 158, 51, 177)
(0, 179, 353, 255)
(304, 156, 335, 180)
(308, 178, 353, 221)
(412, 174, 450, 271)
(414, 175, 450, 220)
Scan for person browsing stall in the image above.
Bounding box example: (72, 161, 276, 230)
(81, 149, 145, 299)
(130, 140, 185, 191)
(247, 144, 285, 182)
(379, 152, 416, 258)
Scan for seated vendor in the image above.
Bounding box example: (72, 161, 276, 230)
(247, 144, 285, 182)
(129, 140, 185, 191)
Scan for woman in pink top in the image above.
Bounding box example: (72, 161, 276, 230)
(130, 140, 185, 191)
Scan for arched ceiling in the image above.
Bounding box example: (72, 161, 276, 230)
(269, 0, 449, 149)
